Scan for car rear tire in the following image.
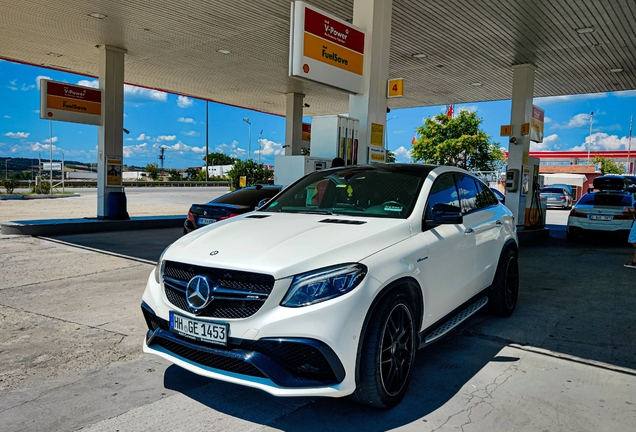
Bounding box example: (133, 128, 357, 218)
(352, 291, 416, 408)
(487, 248, 519, 317)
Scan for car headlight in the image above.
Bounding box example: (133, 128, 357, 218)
(281, 263, 367, 308)
(154, 248, 168, 284)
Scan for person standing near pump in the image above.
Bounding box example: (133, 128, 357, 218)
(625, 206, 636, 268)
(331, 157, 345, 168)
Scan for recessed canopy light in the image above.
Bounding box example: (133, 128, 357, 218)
(88, 13, 107, 19)
(576, 27, 595, 34)
(47, 52, 63, 57)
(471, 82, 482, 87)
(412, 53, 427, 59)
(609, 68, 624, 73)
(216, 49, 231, 54)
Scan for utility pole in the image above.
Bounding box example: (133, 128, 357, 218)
(205, 101, 209, 182)
(628, 115, 633, 175)
(258, 130, 263, 164)
(158, 146, 166, 174)
(243, 118, 251, 160)
(587, 111, 594, 164)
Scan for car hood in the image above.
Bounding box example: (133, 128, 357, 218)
(164, 212, 413, 279)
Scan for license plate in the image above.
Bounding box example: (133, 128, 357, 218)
(548, 197, 556, 201)
(169, 312, 228, 345)
(589, 215, 612, 221)
(198, 217, 216, 225)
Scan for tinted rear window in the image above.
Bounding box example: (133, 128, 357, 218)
(541, 188, 566, 194)
(577, 193, 633, 207)
(213, 188, 280, 206)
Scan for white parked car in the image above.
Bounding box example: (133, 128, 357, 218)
(567, 190, 636, 240)
(141, 164, 519, 408)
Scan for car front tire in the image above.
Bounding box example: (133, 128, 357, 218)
(487, 248, 519, 317)
(352, 291, 416, 408)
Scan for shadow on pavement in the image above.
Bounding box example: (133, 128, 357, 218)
(164, 333, 507, 431)
(47, 227, 183, 262)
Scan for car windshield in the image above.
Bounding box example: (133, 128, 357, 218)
(213, 188, 280, 206)
(259, 165, 428, 219)
(577, 193, 633, 207)
(541, 188, 565, 194)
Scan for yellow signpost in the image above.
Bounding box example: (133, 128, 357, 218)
(387, 78, 404, 98)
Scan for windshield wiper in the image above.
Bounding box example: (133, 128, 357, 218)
(298, 210, 335, 215)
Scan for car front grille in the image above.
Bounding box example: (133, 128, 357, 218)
(142, 306, 343, 387)
(163, 260, 274, 319)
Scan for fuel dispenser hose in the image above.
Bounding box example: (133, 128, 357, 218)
(527, 182, 544, 228)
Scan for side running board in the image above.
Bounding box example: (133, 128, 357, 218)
(420, 296, 488, 348)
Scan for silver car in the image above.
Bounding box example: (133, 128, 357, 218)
(540, 187, 573, 209)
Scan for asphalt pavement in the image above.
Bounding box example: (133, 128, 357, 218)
(1, 207, 635, 431)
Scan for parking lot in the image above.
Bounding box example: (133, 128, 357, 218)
(1, 190, 635, 431)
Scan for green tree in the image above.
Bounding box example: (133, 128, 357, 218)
(203, 152, 236, 166)
(592, 155, 623, 175)
(145, 162, 159, 180)
(226, 160, 273, 189)
(168, 169, 183, 181)
(386, 149, 396, 163)
(411, 110, 505, 171)
(2, 177, 20, 194)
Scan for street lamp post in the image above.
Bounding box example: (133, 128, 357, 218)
(243, 118, 251, 160)
(258, 130, 263, 165)
(385, 116, 397, 149)
(587, 111, 594, 164)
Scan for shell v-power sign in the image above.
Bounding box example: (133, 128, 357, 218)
(289, 1, 366, 94)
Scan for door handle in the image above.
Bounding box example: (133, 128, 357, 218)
(465, 228, 474, 234)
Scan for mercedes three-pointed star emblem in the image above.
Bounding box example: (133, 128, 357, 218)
(186, 275, 214, 311)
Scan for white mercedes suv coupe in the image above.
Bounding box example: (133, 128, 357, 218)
(141, 164, 519, 408)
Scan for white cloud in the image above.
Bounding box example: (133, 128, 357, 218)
(156, 135, 177, 142)
(123, 143, 149, 158)
(125, 85, 167, 102)
(255, 138, 284, 156)
(182, 130, 200, 137)
(3, 115, 10, 119)
(9, 79, 16, 86)
(154, 141, 205, 154)
(550, 113, 591, 129)
(178, 117, 196, 124)
(44, 136, 58, 144)
(612, 90, 636, 98)
(535, 92, 607, 105)
(27, 141, 60, 152)
(530, 133, 558, 151)
(5, 131, 30, 139)
(544, 116, 552, 123)
(136, 133, 150, 141)
(392, 146, 412, 163)
(177, 96, 193, 108)
(215, 140, 246, 158)
(456, 105, 478, 113)
(570, 132, 631, 152)
(77, 79, 99, 88)
(36, 75, 51, 89)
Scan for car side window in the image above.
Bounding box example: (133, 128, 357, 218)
(455, 175, 480, 213)
(424, 174, 460, 221)
(475, 178, 499, 207)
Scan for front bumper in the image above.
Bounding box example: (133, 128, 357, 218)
(141, 267, 377, 397)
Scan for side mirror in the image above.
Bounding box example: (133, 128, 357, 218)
(425, 203, 463, 225)
(256, 198, 270, 209)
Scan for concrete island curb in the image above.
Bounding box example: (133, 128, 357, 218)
(0, 193, 81, 200)
(1, 215, 185, 236)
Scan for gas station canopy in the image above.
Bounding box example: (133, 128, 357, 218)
(0, 0, 634, 115)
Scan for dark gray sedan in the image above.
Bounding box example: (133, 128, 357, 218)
(540, 186, 573, 209)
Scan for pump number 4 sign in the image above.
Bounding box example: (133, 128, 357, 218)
(388, 78, 404, 98)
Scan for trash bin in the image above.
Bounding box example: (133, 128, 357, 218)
(106, 191, 130, 220)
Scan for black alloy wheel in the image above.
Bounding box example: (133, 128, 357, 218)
(380, 303, 415, 397)
(352, 291, 417, 408)
(488, 248, 519, 317)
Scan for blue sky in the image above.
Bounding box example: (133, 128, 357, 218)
(1, 58, 635, 168)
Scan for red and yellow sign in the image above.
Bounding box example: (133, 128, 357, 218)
(530, 105, 545, 143)
(290, 2, 366, 94)
(302, 123, 311, 142)
(40, 79, 102, 126)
